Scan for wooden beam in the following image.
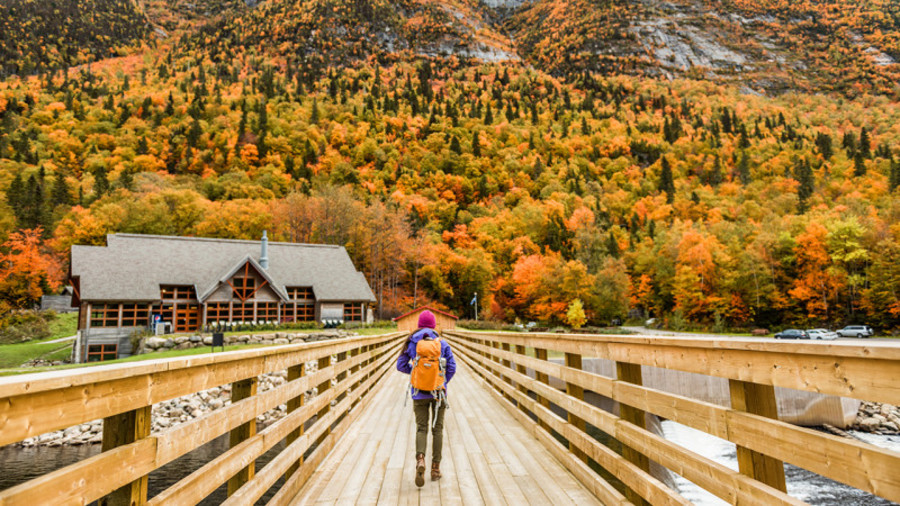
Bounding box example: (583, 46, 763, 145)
(729, 379, 787, 493)
(616, 361, 650, 506)
(285, 363, 305, 481)
(98, 405, 152, 506)
(227, 377, 258, 496)
(565, 352, 588, 464)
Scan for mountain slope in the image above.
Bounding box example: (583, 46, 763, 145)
(0, 0, 150, 76)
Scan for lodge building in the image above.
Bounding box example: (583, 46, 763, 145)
(69, 233, 376, 362)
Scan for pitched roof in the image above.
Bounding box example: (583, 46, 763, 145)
(392, 305, 458, 322)
(70, 234, 376, 303)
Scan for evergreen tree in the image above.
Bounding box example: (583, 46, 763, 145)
(472, 131, 481, 157)
(659, 157, 675, 203)
(532, 157, 543, 179)
(93, 166, 109, 197)
(709, 155, 723, 187)
(859, 127, 871, 159)
(484, 103, 493, 124)
(51, 173, 71, 207)
(187, 119, 202, 148)
(737, 151, 751, 184)
(6, 172, 24, 221)
(607, 233, 620, 258)
(890, 157, 900, 192)
(854, 150, 867, 177)
(310, 97, 320, 124)
(450, 135, 461, 154)
(795, 158, 814, 213)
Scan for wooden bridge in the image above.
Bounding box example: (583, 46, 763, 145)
(1, 330, 899, 505)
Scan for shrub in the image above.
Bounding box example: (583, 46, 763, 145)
(0, 310, 52, 344)
(457, 319, 521, 331)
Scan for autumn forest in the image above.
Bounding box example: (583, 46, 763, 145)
(1, 0, 899, 331)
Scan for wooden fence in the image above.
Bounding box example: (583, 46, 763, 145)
(0, 331, 407, 505)
(445, 329, 900, 506)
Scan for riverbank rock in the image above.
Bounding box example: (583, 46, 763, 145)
(851, 401, 900, 434)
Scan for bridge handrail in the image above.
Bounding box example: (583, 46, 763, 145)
(445, 329, 900, 506)
(0, 331, 408, 505)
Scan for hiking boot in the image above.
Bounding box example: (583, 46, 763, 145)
(415, 454, 426, 487)
(431, 461, 442, 481)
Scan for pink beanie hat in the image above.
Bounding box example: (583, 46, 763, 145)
(417, 309, 436, 329)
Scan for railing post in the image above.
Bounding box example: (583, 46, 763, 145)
(335, 351, 348, 403)
(227, 376, 258, 496)
(564, 352, 588, 463)
(317, 355, 332, 439)
(514, 344, 528, 402)
(99, 405, 151, 506)
(616, 362, 651, 506)
(535, 348, 551, 432)
(729, 380, 787, 492)
(285, 363, 305, 480)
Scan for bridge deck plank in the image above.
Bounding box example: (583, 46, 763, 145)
(288, 362, 600, 505)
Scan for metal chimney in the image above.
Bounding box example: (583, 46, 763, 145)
(260, 231, 269, 269)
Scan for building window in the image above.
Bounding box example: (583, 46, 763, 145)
(287, 287, 315, 300)
(90, 304, 120, 327)
(343, 303, 363, 322)
(232, 301, 255, 321)
(297, 303, 315, 322)
(158, 304, 174, 323)
(87, 344, 118, 362)
(232, 277, 256, 300)
(160, 285, 197, 300)
(258, 302, 278, 321)
(207, 302, 230, 322)
(121, 304, 150, 327)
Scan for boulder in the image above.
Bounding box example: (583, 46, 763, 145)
(189, 335, 203, 343)
(175, 336, 190, 345)
(162, 338, 175, 348)
(146, 337, 167, 349)
(751, 328, 769, 336)
(273, 338, 289, 345)
(203, 336, 213, 345)
(859, 417, 882, 432)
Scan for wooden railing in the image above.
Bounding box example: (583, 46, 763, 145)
(0, 331, 407, 505)
(445, 329, 900, 506)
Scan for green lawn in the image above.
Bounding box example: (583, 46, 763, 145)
(45, 312, 79, 341)
(0, 340, 73, 368)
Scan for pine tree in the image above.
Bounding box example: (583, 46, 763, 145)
(450, 135, 461, 154)
(709, 155, 723, 187)
(795, 158, 814, 213)
(659, 157, 675, 203)
(532, 157, 543, 179)
(737, 151, 751, 184)
(854, 150, 866, 177)
(472, 131, 481, 157)
(890, 157, 900, 192)
(93, 166, 109, 197)
(187, 119, 202, 148)
(51, 174, 71, 207)
(484, 103, 493, 124)
(859, 127, 871, 159)
(6, 172, 24, 221)
(607, 233, 620, 258)
(310, 97, 320, 124)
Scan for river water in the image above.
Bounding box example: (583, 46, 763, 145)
(1, 426, 897, 504)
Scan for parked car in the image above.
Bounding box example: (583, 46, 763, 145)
(775, 329, 809, 339)
(806, 329, 838, 340)
(837, 325, 874, 338)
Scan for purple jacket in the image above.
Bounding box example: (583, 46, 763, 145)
(396, 328, 457, 400)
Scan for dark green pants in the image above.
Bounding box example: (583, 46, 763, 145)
(413, 398, 446, 463)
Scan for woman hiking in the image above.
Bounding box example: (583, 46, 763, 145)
(396, 309, 457, 487)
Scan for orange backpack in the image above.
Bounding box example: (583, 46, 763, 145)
(410, 336, 446, 394)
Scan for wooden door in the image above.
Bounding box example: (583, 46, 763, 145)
(175, 304, 200, 332)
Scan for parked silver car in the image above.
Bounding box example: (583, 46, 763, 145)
(806, 329, 838, 340)
(836, 325, 874, 338)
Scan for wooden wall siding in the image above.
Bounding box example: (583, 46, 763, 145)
(395, 309, 457, 334)
(0, 332, 407, 506)
(444, 330, 900, 505)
